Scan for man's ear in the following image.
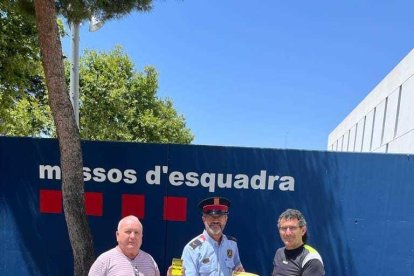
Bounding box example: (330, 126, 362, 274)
(301, 225, 307, 236)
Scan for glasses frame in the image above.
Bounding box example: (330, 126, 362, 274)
(278, 225, 302, 232)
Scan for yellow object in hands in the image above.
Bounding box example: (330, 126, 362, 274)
(171, 258, 183, 276)
(233, 272, 259, 276)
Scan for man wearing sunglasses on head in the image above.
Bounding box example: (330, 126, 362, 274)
(272, 209, 325, 276)
(179, 196, 244, 276)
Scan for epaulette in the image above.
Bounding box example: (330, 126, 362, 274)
(189, 234, 205, 249)
(226, 235, 237, 242)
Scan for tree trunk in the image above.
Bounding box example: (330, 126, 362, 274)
(33, 1, 95, 275)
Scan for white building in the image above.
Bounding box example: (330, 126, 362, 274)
(328, 49, 414, 154)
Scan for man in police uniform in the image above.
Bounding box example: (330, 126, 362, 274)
(181, 196, 244, 276)
(272, 209, 325, 276)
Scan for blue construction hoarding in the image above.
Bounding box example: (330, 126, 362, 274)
(1, 136, 414, 275)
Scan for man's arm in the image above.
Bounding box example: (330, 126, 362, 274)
(149, 255, 161, 276)
(232, 245, 244, 272)
(181, 246, 198, 276)
(88, 258, 106, 276)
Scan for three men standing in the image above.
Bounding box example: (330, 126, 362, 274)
(88, 204, 324, 276)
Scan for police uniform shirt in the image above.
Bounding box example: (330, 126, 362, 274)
(181, 230, 242, 276)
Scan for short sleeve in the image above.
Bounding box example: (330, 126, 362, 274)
(302, 259, 325, 276)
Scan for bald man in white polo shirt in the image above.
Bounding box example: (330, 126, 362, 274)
(89, 215, 160, 276)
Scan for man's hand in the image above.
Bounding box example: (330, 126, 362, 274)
(167, 265, 173, 276)
(167, 265, 185, 276)
(233, 264, 244, 273)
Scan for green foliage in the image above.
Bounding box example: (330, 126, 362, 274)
(0, 76, 53, 136)
(11, 0, 153, 24)
(0, 1, 41, 91)
(1, 1, 192, 143)
(1, 44, 193, 143)
(57, 0, 153, 23)
(79, 46, 193, 143)
(0, 1, 51, 136)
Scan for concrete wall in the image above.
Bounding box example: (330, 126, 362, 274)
(328, 49, 414, 154)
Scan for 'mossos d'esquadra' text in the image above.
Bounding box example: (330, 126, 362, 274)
(39, 165, 295, 193)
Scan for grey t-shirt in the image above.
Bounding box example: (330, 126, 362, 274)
(272, 244, 325, 276)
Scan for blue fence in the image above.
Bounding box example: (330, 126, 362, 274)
(1, 136, 414, 275)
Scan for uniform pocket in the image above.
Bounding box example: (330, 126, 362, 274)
(199, 264, 214, 275)
(225, 259, 235, 269)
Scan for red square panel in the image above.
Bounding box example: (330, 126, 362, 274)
(163, 196, 187, 222)
(40, 190, 62, 214)
(122, 194, 145, 218)
(85, 192, 103, 216)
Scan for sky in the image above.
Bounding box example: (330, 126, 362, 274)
(61, 0, 414, 151)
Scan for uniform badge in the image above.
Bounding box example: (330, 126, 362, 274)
(227, 249, 233, 258)
(202, 258, 210, 264)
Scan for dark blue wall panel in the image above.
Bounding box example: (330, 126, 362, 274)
(1, 137, 414, 275)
